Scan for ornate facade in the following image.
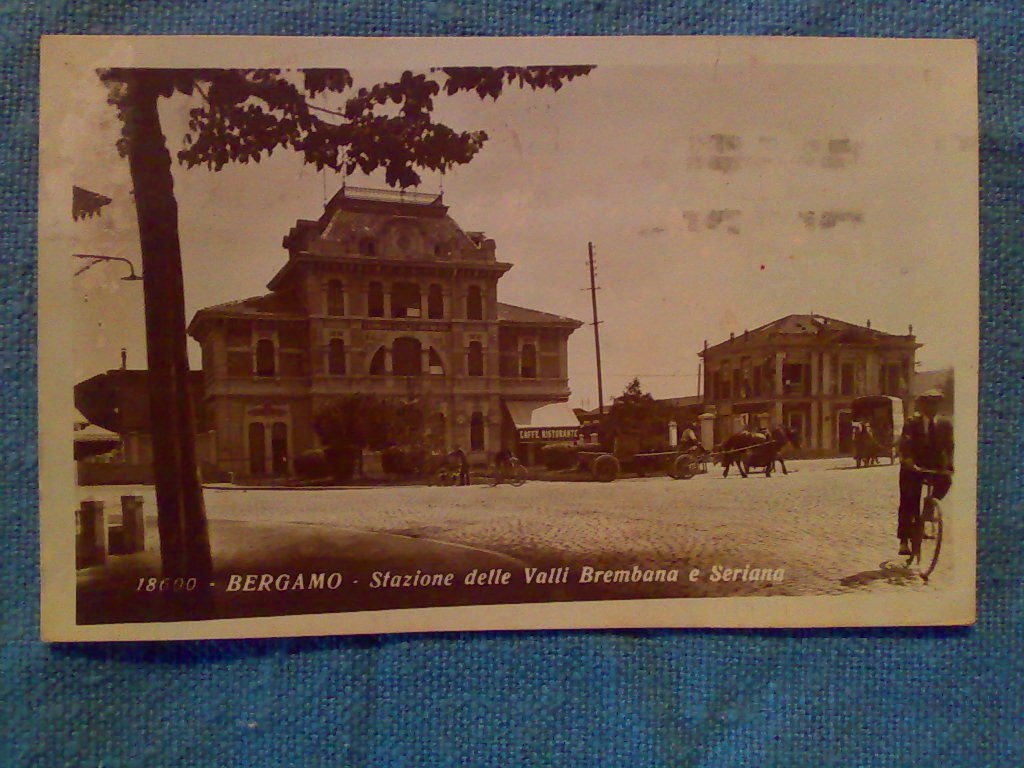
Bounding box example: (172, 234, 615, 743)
(188, 186, 581, 480)
(699, 314, 920, 455)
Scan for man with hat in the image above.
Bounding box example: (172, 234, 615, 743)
(896, 388, 953, 555)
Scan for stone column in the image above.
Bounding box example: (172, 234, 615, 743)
(383, 287, 392, 318)
(384, 346, 393, 374)
(773, 400, 784, 428)
(821, 352, 833, 396)
(120, 495, 146, 553)
(810, 401, 820, 451)
(76, 500, 107, 568)
(810, 351, 820, 396)
(774, 352, 785, 396)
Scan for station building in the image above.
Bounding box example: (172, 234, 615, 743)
(187, 186, 582, 480)
(699, 314, 920, 455)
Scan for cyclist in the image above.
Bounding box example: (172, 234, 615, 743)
(896, 389, 953, 555)
(493, 445, 515, 480)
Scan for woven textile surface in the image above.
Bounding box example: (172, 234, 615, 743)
(2, 2, 1022, 766)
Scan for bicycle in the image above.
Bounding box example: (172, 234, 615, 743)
(487, 456, 528, 487)
(906, 466, 952, 581)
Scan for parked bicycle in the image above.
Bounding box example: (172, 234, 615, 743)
(487, 455, 528, 487)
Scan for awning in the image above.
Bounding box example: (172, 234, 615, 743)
(505, 401, 581, 443)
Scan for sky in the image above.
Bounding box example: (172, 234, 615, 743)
(51, 39, 978, 411)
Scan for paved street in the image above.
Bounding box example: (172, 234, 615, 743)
(76, 458, 953, 622)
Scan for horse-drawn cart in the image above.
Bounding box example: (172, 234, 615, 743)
(851, 395, 903, 467)
(577, 440, 707, 482)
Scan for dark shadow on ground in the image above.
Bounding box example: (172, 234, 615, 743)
(839, 559, 925, 588)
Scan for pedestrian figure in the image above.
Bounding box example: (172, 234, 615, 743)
(450, 446, 470, 486)
(896, 389, 953, 555)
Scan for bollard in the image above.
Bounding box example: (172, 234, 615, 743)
(76, 500, 107, 568)
(119, 495, 145, 553)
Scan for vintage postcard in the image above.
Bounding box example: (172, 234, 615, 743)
(39, 35, 978, 641)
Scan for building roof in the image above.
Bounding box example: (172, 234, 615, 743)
(701, 313, 917, 355)
(497, 302, 583, 328)
(75, 369, 207, 433)
(188, 293, 306, 335)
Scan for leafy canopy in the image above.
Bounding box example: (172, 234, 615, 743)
(100, 66, 593, 188)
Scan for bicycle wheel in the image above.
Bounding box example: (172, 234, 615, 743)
(915, 503, 943, 580)
(510, 464, 528, 486)
(487, 467, 501, 487)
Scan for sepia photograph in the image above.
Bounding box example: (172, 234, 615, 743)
(38, 35, 979, 640)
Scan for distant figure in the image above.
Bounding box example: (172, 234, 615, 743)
(678, 422, 699, 450)
(450, 447, 470, 486)
(896, 389, 953, 555)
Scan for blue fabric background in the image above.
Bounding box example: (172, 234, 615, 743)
(2, 2, 1021, 766)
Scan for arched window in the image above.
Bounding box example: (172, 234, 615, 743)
(520, 343, 537, 379)
(392, 337, 422, 376)
(255, 338, 275, 377)
(358, 237, 377, 256)
(368, 282, 384, 318)
(328, 338, 346, 375)
(467, 341, 484, 377)
(428, 348, 445, 375)
(326, 280, 344, 316)
(428, 284, 444, 319)
(392, 282, 422, 318)
(466, 285, 483, 320)
(470, 412, 485, 451)
(369, 346, 387, 375)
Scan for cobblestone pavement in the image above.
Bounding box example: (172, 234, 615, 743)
(82, 458, 956, 601)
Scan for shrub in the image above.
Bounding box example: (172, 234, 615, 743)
(294, 448, 329, 479)
(539, 442, 579, 470)
(381, 445, 427, 476)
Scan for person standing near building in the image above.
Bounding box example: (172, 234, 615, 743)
(896, 389, 953, 555)
(450, 446, 470, 486)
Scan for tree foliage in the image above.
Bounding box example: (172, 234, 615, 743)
(100, 65, 593, 187)
(602, 378, 672, 451)
(313, 395, 425, 480)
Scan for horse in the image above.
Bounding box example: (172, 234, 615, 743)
(717, 426, 799, 478)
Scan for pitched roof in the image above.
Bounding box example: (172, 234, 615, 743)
(703, 314, 915, 353)
(497, 302, 582, 327)
(191, 293, 305, 324)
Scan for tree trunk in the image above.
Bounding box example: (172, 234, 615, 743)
(122, 72, 213, 581)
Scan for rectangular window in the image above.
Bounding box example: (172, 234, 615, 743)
(840, 363, 854, 396)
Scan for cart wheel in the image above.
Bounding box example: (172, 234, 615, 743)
(672, 455, 696, 480)
(592, 454, 620, 482)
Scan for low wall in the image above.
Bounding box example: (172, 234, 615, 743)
(77, 462, 153, 486)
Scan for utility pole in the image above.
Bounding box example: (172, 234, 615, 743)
(587, 242, 605, 415)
